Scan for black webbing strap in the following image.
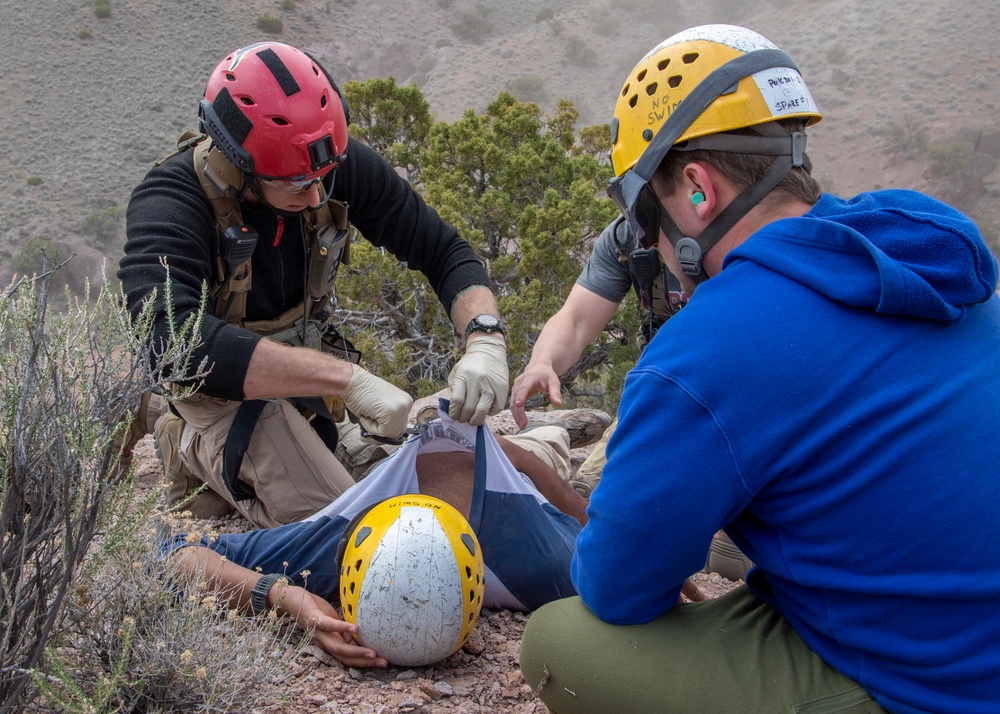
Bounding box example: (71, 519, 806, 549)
(221, 397, 340, 502)
(222, 399, 266, 501)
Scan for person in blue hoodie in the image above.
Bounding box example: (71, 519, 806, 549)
(519, 24, 1000, 714)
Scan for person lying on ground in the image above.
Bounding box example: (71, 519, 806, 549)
(163, 414, 613, 668)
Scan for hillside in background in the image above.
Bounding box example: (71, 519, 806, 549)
(2, 0, 999, 293)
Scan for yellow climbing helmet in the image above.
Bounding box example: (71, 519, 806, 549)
(338, 495, 485, 667)
(610, 24, 822, 177)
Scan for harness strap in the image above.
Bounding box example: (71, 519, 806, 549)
(222, 400, 267, 502)
(221, 396, 340, 502)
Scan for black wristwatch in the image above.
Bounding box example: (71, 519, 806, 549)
(250, 573, 283, 615)
(463, 314, 505, 341)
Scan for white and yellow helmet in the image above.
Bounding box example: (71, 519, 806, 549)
(339, 495, 485, 667)
(610, 24, 822, 177)
(607, 25, 822, 280)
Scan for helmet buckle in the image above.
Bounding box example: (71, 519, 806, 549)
(674, 236, 704, 276)
(790, 131, 806, 168)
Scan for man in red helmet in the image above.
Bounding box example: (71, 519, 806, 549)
(119, 42, 515, 528)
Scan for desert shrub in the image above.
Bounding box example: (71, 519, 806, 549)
(256, 14, 283, 34)
(436, 0, 455, 7)
(77, 27, 92, 39)
(94, 0, 110, 19)
(79, 205, 126, 250)
(12, 238, 63, 278)
(26, 176, 43, 187)
(927, 140, 973, 178)
(35, 522, 301, 713)
(280, 0, 296, 9)
(506, 75, 548, 105)
(535, 7, 554, 22)
(0, 269, 257, 713)
(875, 114, 928, 159)
(449, 10, 493, 44)
(565, 36, 599, 67)
(435, 38, 453, 49)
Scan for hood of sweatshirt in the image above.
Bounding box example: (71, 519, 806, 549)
(725, 190, 998, 322)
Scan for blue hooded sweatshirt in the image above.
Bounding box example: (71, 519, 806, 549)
(573, 191, 1000, 714)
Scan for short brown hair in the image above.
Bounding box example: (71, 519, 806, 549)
(656, 119, 822, 207)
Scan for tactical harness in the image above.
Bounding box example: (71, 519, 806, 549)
(611, 217, 686, 350)
(158, 133, 358, 501)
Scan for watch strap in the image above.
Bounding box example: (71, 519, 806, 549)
(250, 573, 283, 615)
(463, 314, 504, 340)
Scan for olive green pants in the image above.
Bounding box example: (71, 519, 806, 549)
(520, 587, 887, 714)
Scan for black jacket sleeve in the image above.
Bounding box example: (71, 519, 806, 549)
(334, 137, 492, 313)
(118, 152, 260, 400)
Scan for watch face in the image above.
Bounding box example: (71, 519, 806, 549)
(476, 315, 500, 328)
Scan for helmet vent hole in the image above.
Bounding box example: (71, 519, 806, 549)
(465, 566, 472, 579)
(645, 82, 658, 96)
(621, 83, 630, 97)
(271, 117, 289, 126)
(320, 94, 328, 108)
(225, 72, 236, 82)
(682, 52, 699, 64)
(239, 97, 254, 106)
(668, 75, 682, 88)
(657, 59, 670, 71)
(636, 69, 647, 82)
(628, 95, 638, 108)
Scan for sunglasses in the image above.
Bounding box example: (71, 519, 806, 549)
(608, 175, 671, 250)
(258, 174, 325, 194)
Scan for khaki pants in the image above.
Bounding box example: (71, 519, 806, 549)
(574, 415, 616, 490)
(521, 587, 888, 714)
(170, 397, 572, 529)
(173, 395, 355, 528)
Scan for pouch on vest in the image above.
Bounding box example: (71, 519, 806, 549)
(308, 224, 349, 301)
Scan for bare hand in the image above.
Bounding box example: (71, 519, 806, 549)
(679, 578, 711, 603)
(510, 363, 563, 429)
(277, 585, 388, 668)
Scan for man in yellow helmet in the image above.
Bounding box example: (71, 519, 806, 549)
(520, 25, 1000, 713)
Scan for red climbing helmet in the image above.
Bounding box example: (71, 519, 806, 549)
(200, 42, 349, 181)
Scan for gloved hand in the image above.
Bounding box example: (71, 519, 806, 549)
(448, 337, 508, 425)
(340, 363, 412, 439)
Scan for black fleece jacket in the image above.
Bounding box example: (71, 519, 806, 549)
(118, 137, 490, 400)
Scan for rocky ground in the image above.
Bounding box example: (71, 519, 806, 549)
(132, 394, 740, 713)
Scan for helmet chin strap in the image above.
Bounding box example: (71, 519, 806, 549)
(660, 131, 806, 283)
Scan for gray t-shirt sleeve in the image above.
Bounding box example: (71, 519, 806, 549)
(576, 218, 636, 304)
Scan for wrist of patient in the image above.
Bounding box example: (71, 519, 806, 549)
(250, 573, 289, 615)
